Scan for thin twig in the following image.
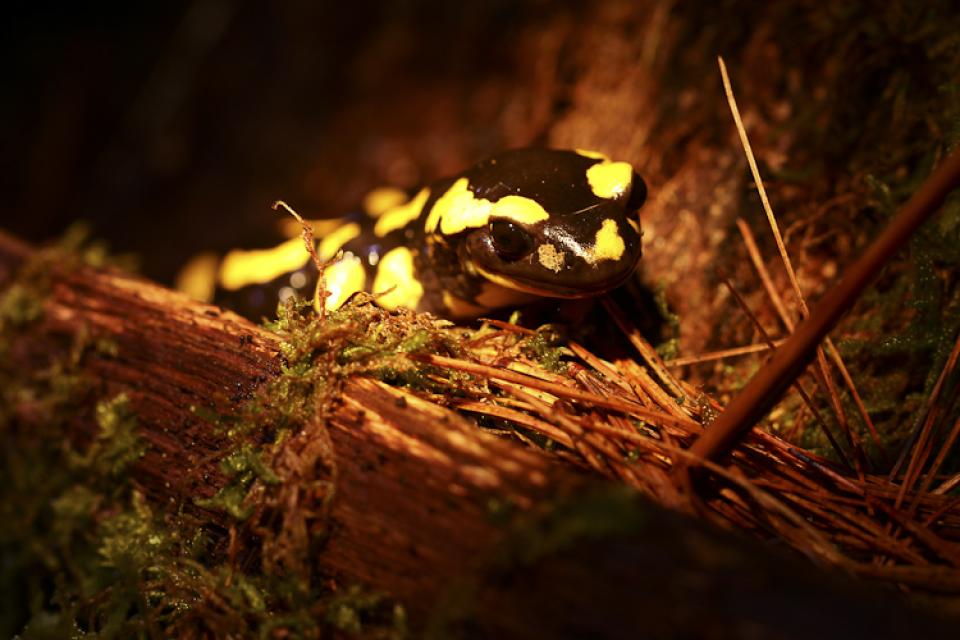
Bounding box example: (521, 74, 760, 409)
(738, 219, 886, 459)
(456, 400, 575, 448)
(735, 218, 794, 327)
(273, 200, 326, 319)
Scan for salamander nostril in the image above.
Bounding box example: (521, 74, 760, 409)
(490, 220, 534, 262)
(627, 172, 647, 210)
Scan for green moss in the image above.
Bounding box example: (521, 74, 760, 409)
(522, 326, 567, 373)
(652, 283, 681, 361)
(98, 491, 170, 580)
(195, 482, 256, 521)
(0, 282, 45, 327)
(193, 443, 284, 521)
(324, 585, 408, 639)
(0, 235, 413, 639)
(70, 394, 146, 477)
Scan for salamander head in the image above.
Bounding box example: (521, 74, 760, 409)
(425, 148, 646, 298)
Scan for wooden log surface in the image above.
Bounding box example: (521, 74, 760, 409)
(0, 229, 589, 617)
(2, 229, 957, 638)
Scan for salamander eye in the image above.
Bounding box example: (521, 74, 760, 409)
(489, 220, 534, 262)
(627, 172, 647, 210)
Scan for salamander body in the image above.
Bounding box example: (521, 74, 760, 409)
(177, 148, 647, 319)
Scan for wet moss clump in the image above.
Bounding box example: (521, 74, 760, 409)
(0, 238, 415, 638)
(521, 325, 567, 374)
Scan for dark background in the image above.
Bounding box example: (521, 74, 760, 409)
(3, 0, 958, 392)
(1, 1, 554, 284)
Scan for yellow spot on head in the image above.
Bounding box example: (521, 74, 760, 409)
(374, 188, 429, 237)
(537, 243, 564, 273)
(426, 178, 492, 235)
(372, 247, 423, 310)
(425, 179, 549, 236)
(587, 219, 626, 264)
(219, 238, 311, 291)
(490, 195, 549, 225)
(362, 187, 409, 218)
(586, 161, 633, 199)
(317, 254, 366, 312)
(318, 222, 361, 261)
(176, 252, 219, 302)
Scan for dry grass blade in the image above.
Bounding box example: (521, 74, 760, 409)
(737, 218, 887, 460)
(395, 309, 960, 591)
(894, 329, 960, 509)
(410, 352, 700, 430)
(685, 60, 960, 467)
(719, 59, 865, 465)
(456, 400, 575, 449)
(722, 278, 853, 469)
(665, 340, 785, 367)
(736, 218, 793, 327)
(601, 295, 687, 400)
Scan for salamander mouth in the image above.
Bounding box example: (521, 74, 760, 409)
(472, 255, 640, 298)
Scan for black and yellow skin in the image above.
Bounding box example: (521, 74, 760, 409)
(176, 148, 647, 319)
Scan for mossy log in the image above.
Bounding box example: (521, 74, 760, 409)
(2, 229, 955, 639)
(0, 229, 589, 615)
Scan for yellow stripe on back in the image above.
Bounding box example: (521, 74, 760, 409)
(425, 178, 492, 235)
(219, 238, 311, 291)
(372, 247, 423, 310)
(362, 187, 409, 218)
(318, 222, 361, 261)
(374, 188, 429, 237)
(176, 252, 219, 302)
(425, 179, 549, 236)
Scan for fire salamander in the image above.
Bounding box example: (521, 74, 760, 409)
(176, 148, 647, 319)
